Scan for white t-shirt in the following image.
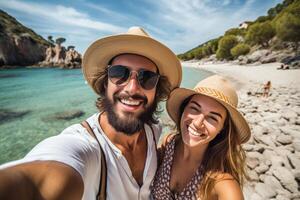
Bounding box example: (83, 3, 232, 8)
(0, 113, 161, 200)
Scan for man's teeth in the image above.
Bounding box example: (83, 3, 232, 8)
(188, 127, 206, 137)
(120, 99, 141, 106)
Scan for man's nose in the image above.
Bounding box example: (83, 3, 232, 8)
(124, 72, 141, 92)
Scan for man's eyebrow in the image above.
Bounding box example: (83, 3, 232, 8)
(190, 100, 223, 119)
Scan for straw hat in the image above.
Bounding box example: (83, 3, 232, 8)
(166, 75, 251, 143)
(82, 26, 182, 94)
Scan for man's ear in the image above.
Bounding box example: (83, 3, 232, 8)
(104, 79, 108, 89)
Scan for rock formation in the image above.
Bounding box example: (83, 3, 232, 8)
(240, 84, 300, 200)
(0, 10, 82, 69)
(0, 10, 50, 68)
(38, 44, 82, 69)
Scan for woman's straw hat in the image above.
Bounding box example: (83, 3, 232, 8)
(166, 75, 251, 143)
(82, 26, 182, 94)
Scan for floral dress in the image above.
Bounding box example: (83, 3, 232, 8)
(151, 136, 204, 200)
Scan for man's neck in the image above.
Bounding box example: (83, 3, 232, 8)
(98, 112, 148, 186)
(98, 112, 145, 151)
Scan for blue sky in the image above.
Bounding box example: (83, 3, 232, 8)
(0, 0, 282, 54)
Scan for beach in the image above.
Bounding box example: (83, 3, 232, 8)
(183, 61, 300, 200)
(183, 61, 300, 88)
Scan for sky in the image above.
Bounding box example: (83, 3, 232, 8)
(0, 0, 283, 54)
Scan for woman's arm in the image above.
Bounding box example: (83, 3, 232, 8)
(213, 173, 244, 200)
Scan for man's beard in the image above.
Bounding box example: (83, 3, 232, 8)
(103, 92, 157, 135)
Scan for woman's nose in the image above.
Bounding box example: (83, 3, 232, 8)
(193, 114, 205, 129)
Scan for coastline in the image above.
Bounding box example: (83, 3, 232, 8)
(182, 61, 300, 200)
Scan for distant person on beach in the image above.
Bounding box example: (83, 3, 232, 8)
(151, 75, 251, 200)
(262, 81, 271, 97)
(0, 27, 182, 200)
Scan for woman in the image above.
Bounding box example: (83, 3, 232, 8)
(151, 75, 251, 200)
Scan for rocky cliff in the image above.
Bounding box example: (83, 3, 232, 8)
(0, 10, 50, 68)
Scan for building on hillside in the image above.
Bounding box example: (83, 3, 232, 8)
(239, 21, 251, 29)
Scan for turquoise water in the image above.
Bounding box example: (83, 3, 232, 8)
(0, 67, 212, 164)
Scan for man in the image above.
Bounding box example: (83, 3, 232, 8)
(0, 27, 182, 200)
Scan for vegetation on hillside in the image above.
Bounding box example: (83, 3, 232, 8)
(178, 0, 300, 61)
(0, 9, 50, 46)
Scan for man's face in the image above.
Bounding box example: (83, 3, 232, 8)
(104, 54, 158, 134)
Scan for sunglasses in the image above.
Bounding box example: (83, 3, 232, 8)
(107, 65, 160, 90)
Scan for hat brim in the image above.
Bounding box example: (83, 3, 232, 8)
(166, 88, 251, 143)
(83, 34, 182, 94)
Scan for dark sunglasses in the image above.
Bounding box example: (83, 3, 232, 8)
(107, 65, 160, 90)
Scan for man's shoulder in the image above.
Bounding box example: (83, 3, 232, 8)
(60, 113, 99, 138)
(146, 123, 162, 144)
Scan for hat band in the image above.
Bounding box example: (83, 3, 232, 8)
(195, 87, 235, 108)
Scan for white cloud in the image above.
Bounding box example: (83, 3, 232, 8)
(0, 0, 281, 54)
(137, 0, 277, 53)
(0, 0, 125, 33)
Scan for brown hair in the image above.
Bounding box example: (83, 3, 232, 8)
(178, 96, 249, 200)
(92, 64, 172, 124)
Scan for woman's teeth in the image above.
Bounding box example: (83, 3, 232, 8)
(120, 98, 141, 106)
(188, 127, 206, 138)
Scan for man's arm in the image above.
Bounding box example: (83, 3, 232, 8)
(0, 161, 84, 200)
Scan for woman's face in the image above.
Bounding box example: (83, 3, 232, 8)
(180, 94, 227, 147)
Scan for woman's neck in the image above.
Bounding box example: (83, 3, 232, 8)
(177, 138, 209, 165)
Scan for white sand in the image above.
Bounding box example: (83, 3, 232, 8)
(182, 61, 300, 89)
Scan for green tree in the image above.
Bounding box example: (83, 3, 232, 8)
(245, 21, 275, 47)
(225, 28, 247, 38)
(194, 48, 204, 59)
(230, 43, 250, 58)
(255, 16, 272, 23)
(216, 35, 238, 60)
(276, 12, 300, 49)
(208, 39, 219, 53)
(267, 0, 295, 18)
(177, 54, 186, 60)
(202, 45, 212, 57)
(186, 52, 194, 60)
(283, 0, 295, 7)
(55, 37, 66, 46)
(67, 45, 75, 50)
(47, 35, 54, 44)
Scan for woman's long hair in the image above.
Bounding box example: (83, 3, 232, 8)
(178, 96, 249, 200)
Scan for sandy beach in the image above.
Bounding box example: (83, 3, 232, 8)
(183, 61, 300, 89)
(182, 61, 300, 200)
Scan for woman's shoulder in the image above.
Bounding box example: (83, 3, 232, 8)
(211, 173, 244, 200)
(160, 132, 178, 148)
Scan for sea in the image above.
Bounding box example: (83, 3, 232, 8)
(0, 66, 213, 164)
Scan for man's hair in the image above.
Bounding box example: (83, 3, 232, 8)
(177, 95, 249, 200)
(92, 65, 172, 124)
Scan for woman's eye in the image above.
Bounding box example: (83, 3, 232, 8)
(208, 116, 218, 123)
(190, 107, 199, 111)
